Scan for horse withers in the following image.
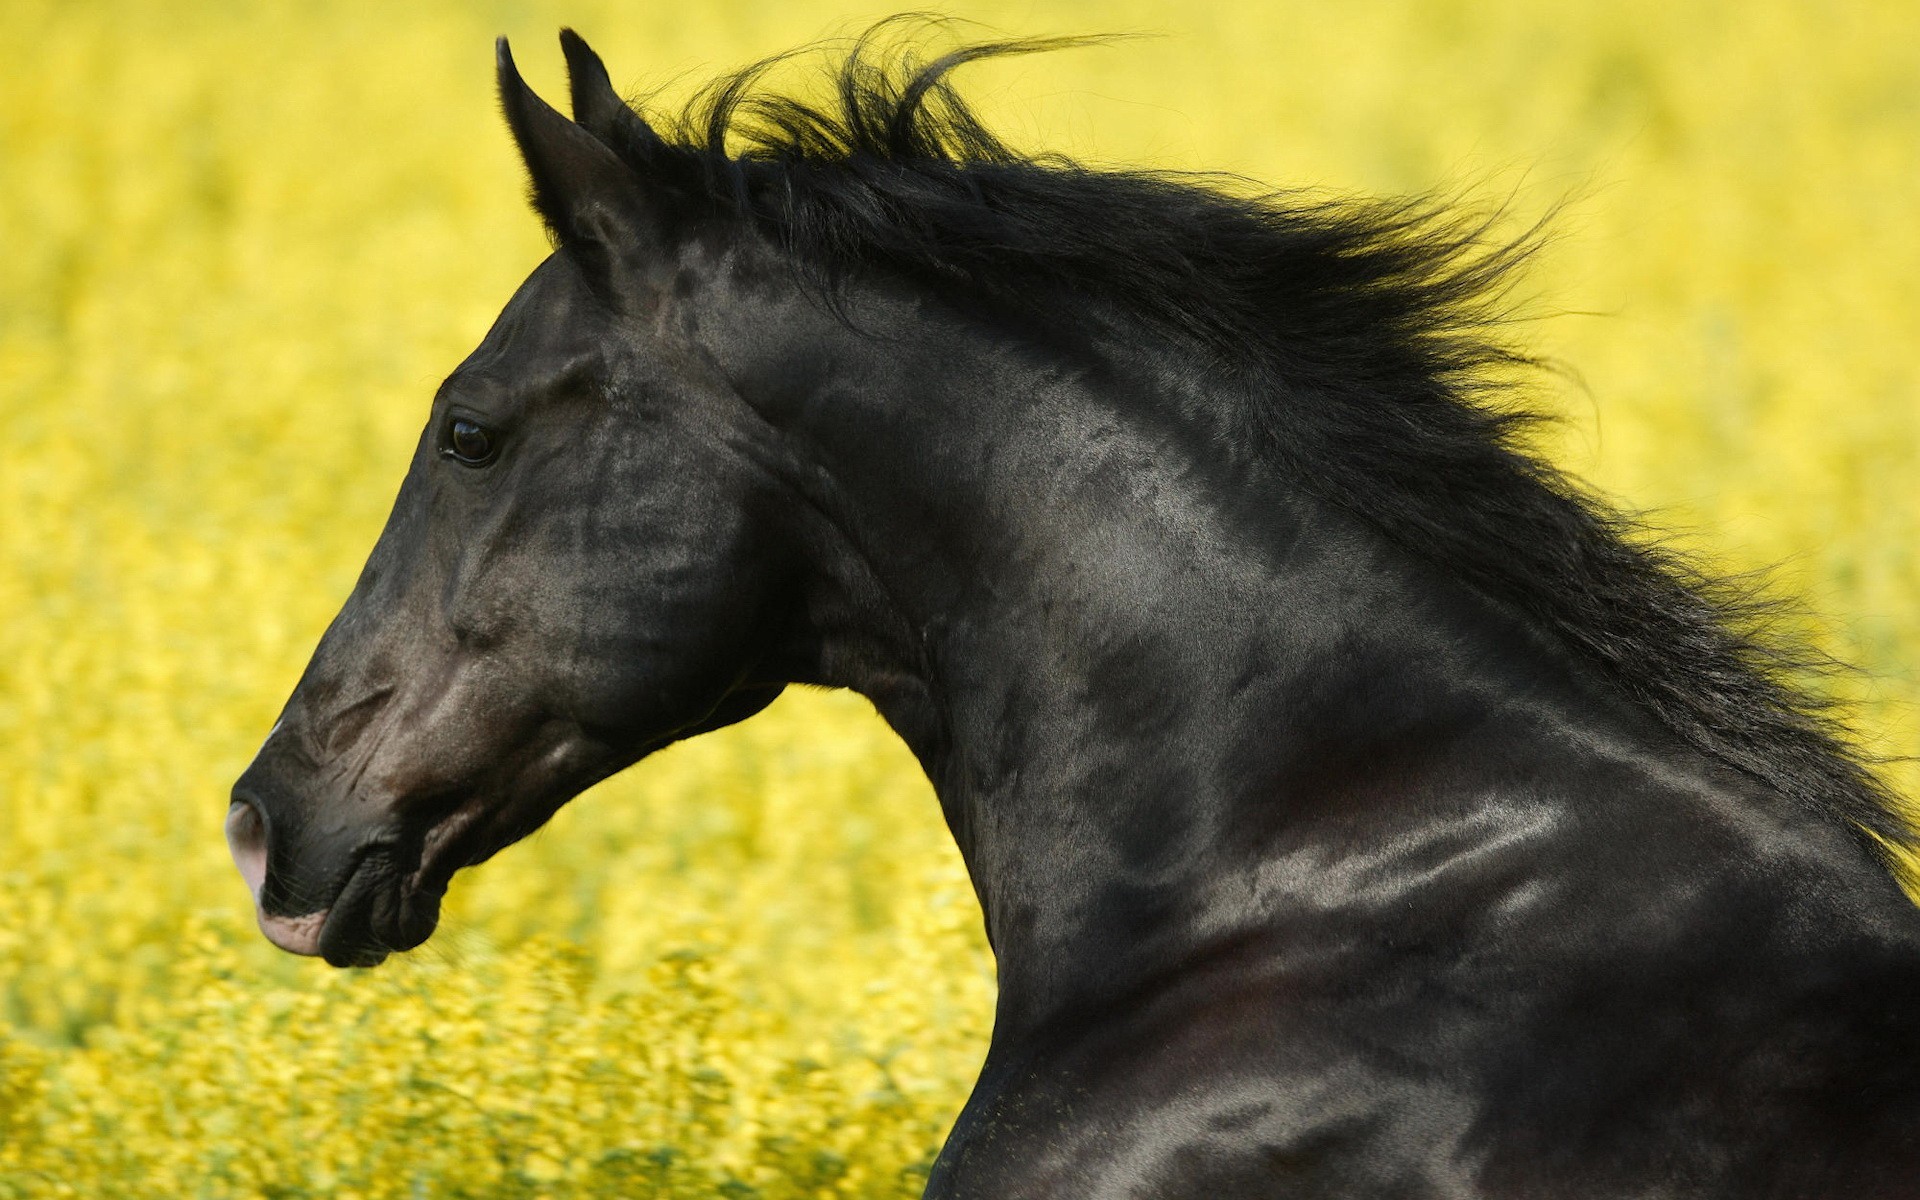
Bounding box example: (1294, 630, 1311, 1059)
(230, 26, 1920, 1197)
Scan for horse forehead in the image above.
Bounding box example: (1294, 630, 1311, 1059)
(451, 255, 613, 393)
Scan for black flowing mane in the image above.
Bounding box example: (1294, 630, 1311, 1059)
(578, 22, 1912, 860)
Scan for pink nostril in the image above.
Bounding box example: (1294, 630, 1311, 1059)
(226, 800, 268, 899)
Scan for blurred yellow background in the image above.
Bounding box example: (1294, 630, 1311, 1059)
(3, 0, 1917, 1195)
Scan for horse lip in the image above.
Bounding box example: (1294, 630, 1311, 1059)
(258, 907, 329, 956)
(316, 851, 397, 968)
(318, 811, 479, 967)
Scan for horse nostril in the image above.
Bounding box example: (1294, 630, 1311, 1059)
(225, 799, 268, 898)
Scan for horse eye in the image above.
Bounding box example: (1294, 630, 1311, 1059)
(446, 418, 496, 465)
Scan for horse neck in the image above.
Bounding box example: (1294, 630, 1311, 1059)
(743, 304, 1628, 1035)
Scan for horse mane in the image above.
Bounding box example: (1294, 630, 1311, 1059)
(592, 19, 1914, 860)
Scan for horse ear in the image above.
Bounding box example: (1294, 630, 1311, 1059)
(496, 37, 651, 265)
(558, 28, 667, 161)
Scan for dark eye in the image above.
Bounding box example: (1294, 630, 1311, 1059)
(446, 417, 497, 466)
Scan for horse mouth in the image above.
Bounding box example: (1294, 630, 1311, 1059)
(227, 800, 463, 968)
(308, 849, 422, 967)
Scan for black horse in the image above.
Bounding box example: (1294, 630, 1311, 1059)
(229, 26, 1920, 1197)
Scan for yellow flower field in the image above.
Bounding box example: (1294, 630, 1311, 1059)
(2, 0, 1916, 1195)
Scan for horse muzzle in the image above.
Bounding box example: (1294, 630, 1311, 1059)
(224, 782, 444, 968)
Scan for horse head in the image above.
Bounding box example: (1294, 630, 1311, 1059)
(229, 37, 794, 966)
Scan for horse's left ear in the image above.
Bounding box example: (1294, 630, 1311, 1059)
(496, 37, 655, 272)
(558, 28, 667, 163)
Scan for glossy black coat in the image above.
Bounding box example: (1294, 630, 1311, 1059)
(231, 28, 1920, 1198)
